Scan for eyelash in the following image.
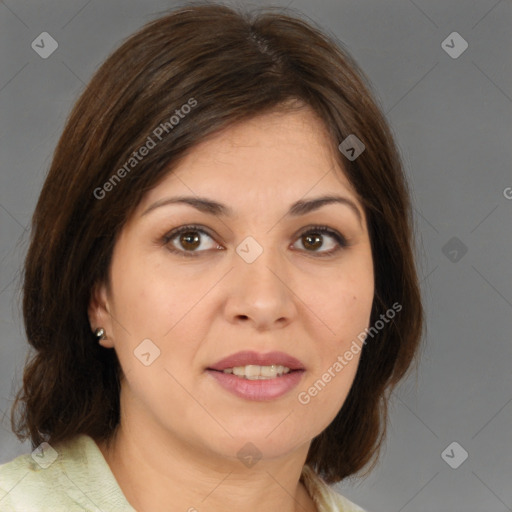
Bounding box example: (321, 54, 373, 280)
(161, 224, 349, 258)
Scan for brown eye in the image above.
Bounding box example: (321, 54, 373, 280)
(302, 233, 323, 251)
(179, 231, 201, 251)
(292, 226, 348, 256)
(163, 225, 221, 256)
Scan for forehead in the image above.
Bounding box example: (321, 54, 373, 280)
(138, 107, 360, 213)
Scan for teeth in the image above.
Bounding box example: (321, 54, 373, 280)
(223, 364, 291, 379)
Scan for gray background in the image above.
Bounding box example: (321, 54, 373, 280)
(1, 1, 511, 511)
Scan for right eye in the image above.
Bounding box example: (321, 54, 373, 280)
(162, 225, 224, 257)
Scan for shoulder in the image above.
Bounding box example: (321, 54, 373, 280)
(0, 434, 135, 511)
(300, 464, 368, 512)
(0, 444, 66, 511)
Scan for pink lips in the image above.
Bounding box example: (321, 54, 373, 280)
(206, 350, 306, 401)
(207, 350, 305, 372)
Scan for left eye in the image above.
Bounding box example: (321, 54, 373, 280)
(291, 227, 347, 256)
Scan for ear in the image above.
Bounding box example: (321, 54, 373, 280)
(88, 281, 115, 348)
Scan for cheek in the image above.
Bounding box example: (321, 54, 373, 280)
(295, 349, 361, 437)
(109, 251, 185, 337)
(109, 259, 204, 374)
(310, 272, 374, 346)
(296, 266, 373, 414)
(302, 244, 373, 317)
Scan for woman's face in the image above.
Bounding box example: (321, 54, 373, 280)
(89, 106, 374, 465)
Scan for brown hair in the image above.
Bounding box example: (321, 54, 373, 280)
(11, 1, 424, 483)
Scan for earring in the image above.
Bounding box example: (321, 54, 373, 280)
(95, 327, 106, 340)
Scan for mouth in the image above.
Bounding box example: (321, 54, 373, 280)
(205, 351, 306, 400)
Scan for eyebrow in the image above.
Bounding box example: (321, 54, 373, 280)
(141, 194, 363, 225)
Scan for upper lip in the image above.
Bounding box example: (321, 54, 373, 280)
(208, 351, 305, 371)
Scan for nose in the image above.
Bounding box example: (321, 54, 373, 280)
(222, 244, 297, 331)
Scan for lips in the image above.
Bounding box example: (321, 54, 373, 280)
(207, 350, 305, 372)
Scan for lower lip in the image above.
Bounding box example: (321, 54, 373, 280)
(205, 369, 305, 401)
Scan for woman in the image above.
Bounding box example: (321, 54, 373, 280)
(0, 3, 424, 511)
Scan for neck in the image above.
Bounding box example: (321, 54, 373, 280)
(97, 425, 317, 512)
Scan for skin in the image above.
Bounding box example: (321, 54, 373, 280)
(88, 105, 374, 512)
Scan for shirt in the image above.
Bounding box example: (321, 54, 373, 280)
(0, 434, 367, 511)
